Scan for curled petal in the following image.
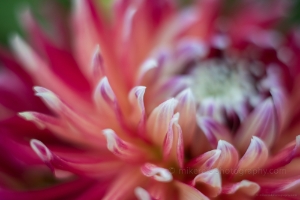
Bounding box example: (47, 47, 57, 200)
(234, 98, 277, 152)
(217, 140, 239, 169)
(163, 113, 184, 168)
(34, 87, 105, 141)
(141, 163, 173, 182)
(94, 77, 115, 108)
(128, 86, 146, 135)
(146, 98, 178, 146)
(30, 139, 52, 163)
(192, 168, 222, 198)
(187, 150, 221, 171)
(175, 88, 196, 146)
(175, 181, 209, 200)
(90, 44, 105, 83)
(136, 59, 158, 85)
(102, 129, 145, 162)
(135, 187, 151, 200)
(222, 180, 260, 196)
(237, 137, 268, 171)
(198, 117, 233, 148)
(30, 139, 122, 177)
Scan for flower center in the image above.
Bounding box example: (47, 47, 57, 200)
(189, 59, 259, 110)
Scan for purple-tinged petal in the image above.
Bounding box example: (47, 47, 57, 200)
(93, 77, 115, 109)
(264, 135, 300, 170)
(234, 98, 277, 152)
(146, 98, 178, 146)
(237, 137, 268, 171)
(270, 88, 288, 132)
(141, 163, 173, 182)
(163, 113, 184, 168)
(222, 180, 260, 196)
(198, 117, 233, 148)
(175, 181, 209, 200)
(217, 140, 239, 170)
(128, 86, 146, 136)
(90, 44, 105, 84)
(175, 88, 196, 146)
(192, 168, 222, 198)
(187, 149, 221, 171)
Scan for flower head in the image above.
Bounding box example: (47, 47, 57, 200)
(1, 0, 300, 199)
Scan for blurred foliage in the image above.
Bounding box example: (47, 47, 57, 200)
(0, 0, 299, 46)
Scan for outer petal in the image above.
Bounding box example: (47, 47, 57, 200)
(141, 163, 173, 183)
(237, 137, 269, 171)
(187, 149, 221, 171)
(264, 135, 300, 170)
(102, 168, 147, 200)
(192, 168, 222, 198)
(217, 140, 239, 170)
(175, 181, 209, 200)
(146, 98, 178, 146)
(222, 180, 260, 196)
(234, 98, 277, 152)
(163, 113, 184, 167)
(175, 88, 196, 146)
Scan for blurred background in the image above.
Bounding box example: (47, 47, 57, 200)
(0, 0, 300, 46)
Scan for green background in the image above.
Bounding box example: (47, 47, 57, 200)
(0, 0, 299, 46)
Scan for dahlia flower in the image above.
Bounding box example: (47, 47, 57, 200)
(1, 0, 300, 199)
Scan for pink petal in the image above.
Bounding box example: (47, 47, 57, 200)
(237, 136, 269, 171)
(175, 88, 196, 147)
(102, 168, 147, 200)
(222, 180, 260, 196)
(217, 140, 239, 170)
(102, 129, 148, 162)
(264, 135, 300, 170)
(192, 168, 222, 197)
(198, 117, 233, 148)
(187, 149, 221, 171)
(175, 181, 209, 200)
(270, 88, 288, 132)
(146, 98, 178, 146)
(128, 86, 146, 136)
(10, 35, 92, 111)
(163, 113, 184, 168)
(141, 163, 173, 182)
(234, 98, 277, 152)
(90, 45, 105, 84)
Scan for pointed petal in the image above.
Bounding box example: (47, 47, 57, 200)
(198, 117, 233, 148)
(237, 137, 268, 171)
(102, 129, 146, 162)
(270, 88, 288, 131)
(90, 44, 105, 83)
(141, 163, 173, 182)
(175, 88, 196, 146)
(163, 113, 184, 168)
(175, 181, 209, 200)
(217, 140, 239, 169)
(136, 59, 158, 85)
(234, 98, 277, 152)
(192, 168, 222, 198)
(187, 150, 221, 171)
(146, 98, 178, 146)
(128, 86, 146, 136)
(222, 180, 260, 196)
